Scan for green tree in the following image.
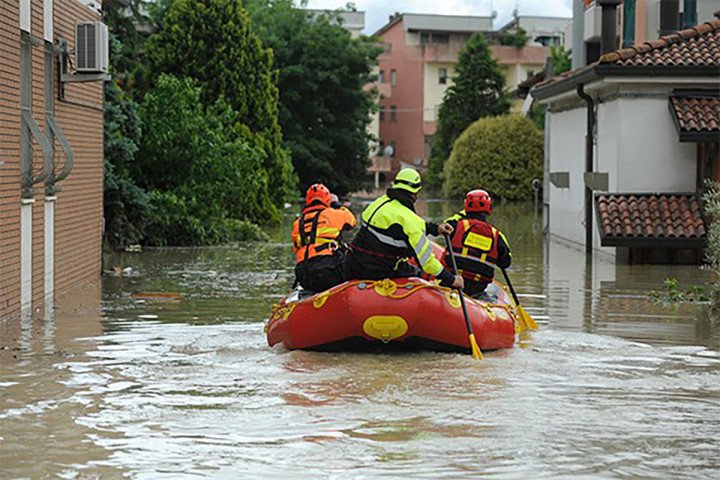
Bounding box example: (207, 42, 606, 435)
(442, 115, 543, 200)
(145, 0, 295, 204)
(500, 27, 528, 47)
(102, 14, 151, 249)
(551, 45, 571, 76)
(245, 0, 380, 194)
(429, 33, 511, 186)
(138, 75, 275, 243)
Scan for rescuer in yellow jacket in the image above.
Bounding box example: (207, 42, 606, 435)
(292, 184, 356, 292)
(345, 168, 463, 289)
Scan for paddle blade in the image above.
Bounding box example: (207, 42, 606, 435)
(468, 333, 484, 360)
(517, 305, 539, 331)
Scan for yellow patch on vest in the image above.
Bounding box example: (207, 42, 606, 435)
(464, 232, 493, 251)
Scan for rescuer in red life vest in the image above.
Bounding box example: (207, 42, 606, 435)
(442, 190, 512, 298)
(292, 184, 357, 292)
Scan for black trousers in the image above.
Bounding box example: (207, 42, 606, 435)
(344, 250, 421, 281)
(464, 278, 490, 298)
(295, 251, 346, 293)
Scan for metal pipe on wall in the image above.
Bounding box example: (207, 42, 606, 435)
(577, 84, 595, 255)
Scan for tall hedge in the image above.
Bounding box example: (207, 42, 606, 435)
(442, 115, 543, 200)
(145, 0, 295, 206)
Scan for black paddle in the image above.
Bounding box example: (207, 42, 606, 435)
(443, 233, 482, 360)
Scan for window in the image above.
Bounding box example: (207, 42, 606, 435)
(433, 34, 449, 45)
(390, 105, 397, 122)
(389, 141, 396, 157)
(439, 68, 447, 85)
(420, 32, 430, 45)
(378, 140, 384, 155)
(379, 108, 385, 122)
(378, 70, 385, 83)
(390, 69, 397, 86)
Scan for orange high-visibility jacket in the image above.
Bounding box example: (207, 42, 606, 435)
(292, 204, 356, 264)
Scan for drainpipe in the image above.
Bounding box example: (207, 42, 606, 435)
(577, 84, 594, 255)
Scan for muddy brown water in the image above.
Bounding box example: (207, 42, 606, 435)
(1, 200, 719, 479)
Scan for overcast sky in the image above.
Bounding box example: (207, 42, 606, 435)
(305, 0, 573, 34)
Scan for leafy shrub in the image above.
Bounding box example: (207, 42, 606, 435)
(145, 0, 296, 202)
(703, 181, 720, 313)
(136, 75, 277, 245)
(103, 59, 150, 250)
(442, 115, 543, 200)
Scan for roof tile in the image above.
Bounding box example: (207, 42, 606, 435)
(670, 95, 720, 133)
(596, 193, 707, 242)
(535, 20, 720, 90)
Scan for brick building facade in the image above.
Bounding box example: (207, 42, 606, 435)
(0, 0, 103, 319)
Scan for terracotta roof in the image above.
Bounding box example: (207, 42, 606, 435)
(598, 21, 720, 67)
(595, 193, 707, 247)
(533, 20, 720, 96)
(669, 95, 720, 133)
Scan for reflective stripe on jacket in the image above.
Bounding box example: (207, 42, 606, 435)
(352, 194, 444, 276)
(292, 205, 356, 264)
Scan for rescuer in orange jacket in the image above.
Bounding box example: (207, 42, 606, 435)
(292, 184, 356, 292)
(442, 190, 511, 298)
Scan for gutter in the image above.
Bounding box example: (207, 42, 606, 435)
(531, 65, 718, 101)
(577, 84, 595, 255)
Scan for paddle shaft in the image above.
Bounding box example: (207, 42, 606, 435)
(442, 234, 475, 340)
(501, 268, 521, 306)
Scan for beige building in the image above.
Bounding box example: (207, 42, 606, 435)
(0, 0, 106, 320)
(372, 13, 559, 172)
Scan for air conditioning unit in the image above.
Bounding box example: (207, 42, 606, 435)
(75, 22, 109, 73)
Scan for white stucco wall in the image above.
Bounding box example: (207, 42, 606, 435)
(422, 62, 454, 122)
(611, 97, 696, 192)
(545, 82, 702, 255)
(547, 107, 589, 247)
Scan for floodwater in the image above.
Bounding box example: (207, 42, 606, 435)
(1, 200, 719, 479)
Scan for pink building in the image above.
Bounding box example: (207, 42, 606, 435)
(374, 13, 552, 175)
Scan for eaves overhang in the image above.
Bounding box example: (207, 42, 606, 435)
(532, 65, 720, 102)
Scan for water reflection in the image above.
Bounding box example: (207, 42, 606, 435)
(0, 199, 718, 479)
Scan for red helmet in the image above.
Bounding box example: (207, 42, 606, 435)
(306, 183, 331, 206)
(465, 189, 492, 214)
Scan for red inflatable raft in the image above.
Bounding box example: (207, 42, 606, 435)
(266, 276, 518, 354)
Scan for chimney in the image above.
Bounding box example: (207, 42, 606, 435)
(660, 0, 680, 36)
(598, 0, 622, 55)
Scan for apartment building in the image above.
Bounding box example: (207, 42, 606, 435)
(373, 13, 563, 173)
(498, 15, 571, 47)
(0, 0, 106, 319)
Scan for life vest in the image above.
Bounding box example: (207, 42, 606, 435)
(443, 218, 500, 283)
(350, 194, 443, 277)
(292, 205, 355, 264)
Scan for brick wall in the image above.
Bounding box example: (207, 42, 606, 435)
(0, 0, 103, 320)
(0, 4, 21, 319)
(53, 0, 103, 297)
